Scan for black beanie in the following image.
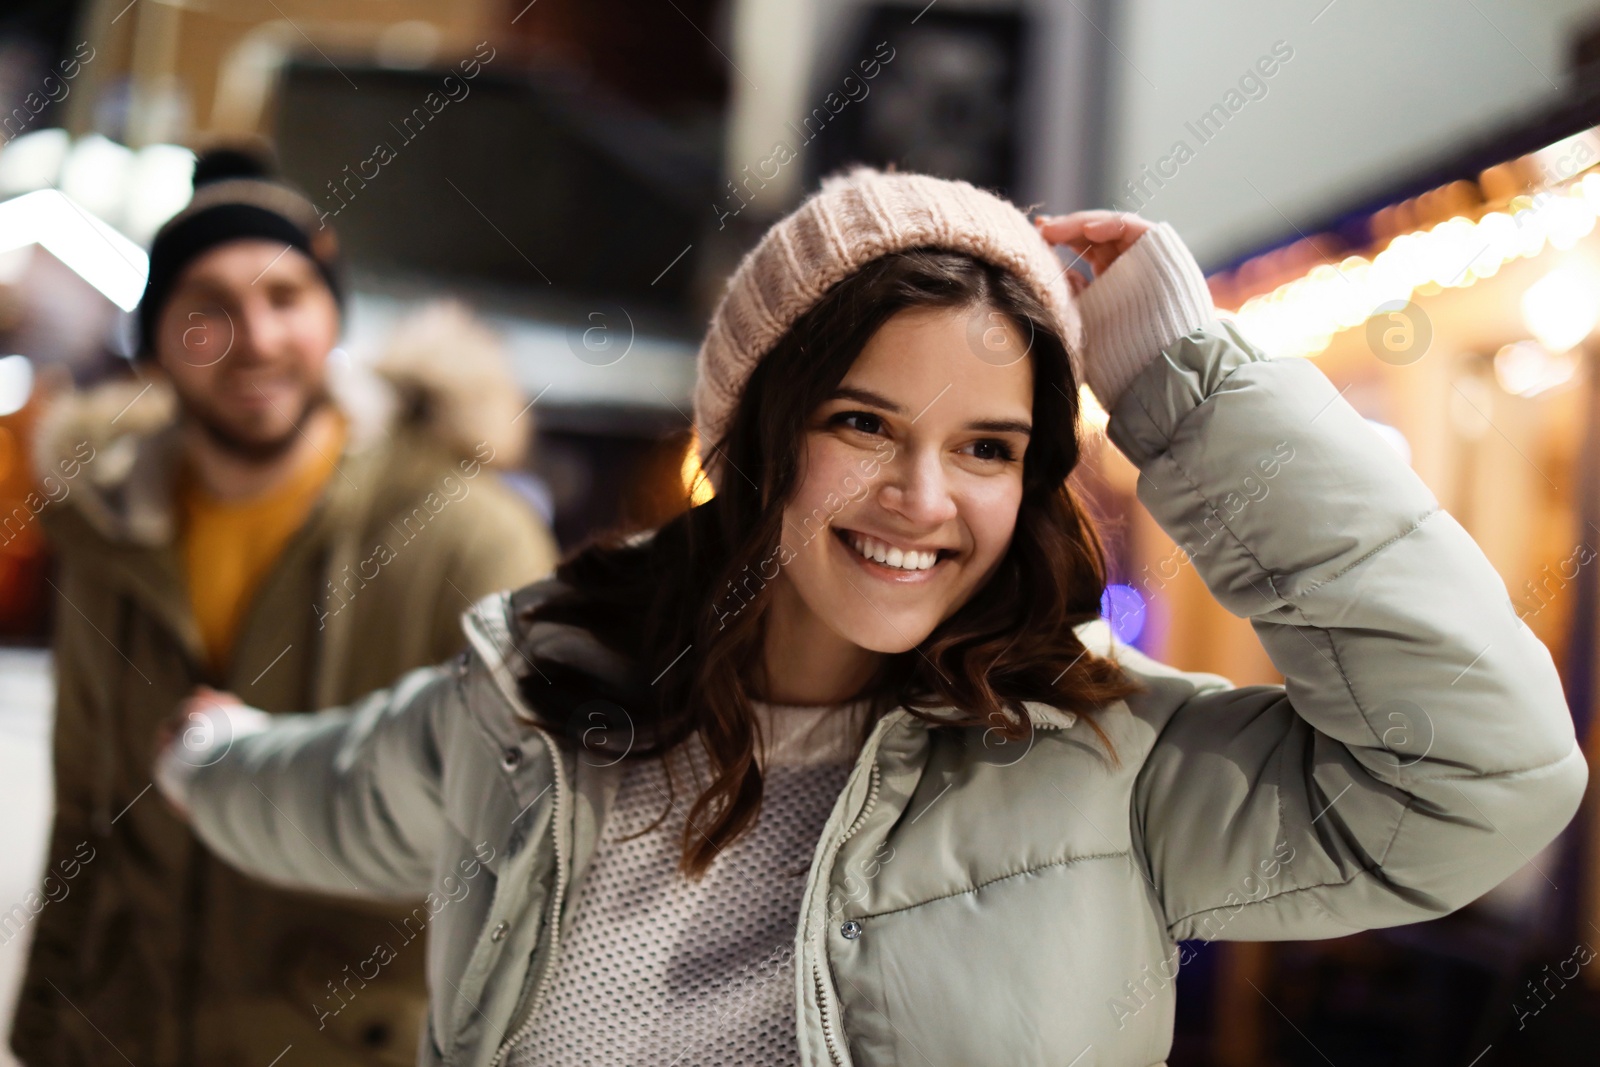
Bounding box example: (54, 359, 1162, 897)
(135, 147, 344, 359)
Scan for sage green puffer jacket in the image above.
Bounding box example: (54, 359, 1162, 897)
(174, 318, 1588, 1067)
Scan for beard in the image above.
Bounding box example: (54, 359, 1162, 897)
(180, 381, 334, 464)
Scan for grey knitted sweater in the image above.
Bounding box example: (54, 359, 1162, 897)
(507, 697, 876, 1065)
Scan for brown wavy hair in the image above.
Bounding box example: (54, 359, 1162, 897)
(517, 247, 1144, 877)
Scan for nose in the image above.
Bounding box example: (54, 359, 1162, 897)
(877, 444, 958, 528)
(230, 298, 278, 363)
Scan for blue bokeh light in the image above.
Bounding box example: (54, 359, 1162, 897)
(1100, 583, 1147, 645)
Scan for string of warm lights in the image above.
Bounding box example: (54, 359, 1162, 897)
(1226, 166, 1600, 360)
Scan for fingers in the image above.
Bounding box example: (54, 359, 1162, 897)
(1051, 239, 1116, 283)
(1060, 239, 1119, 276)
(1035, 209, 1155, 256)
(1034, 210, 1128, 243)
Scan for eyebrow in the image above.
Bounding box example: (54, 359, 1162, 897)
(826, 385, 1032, 436)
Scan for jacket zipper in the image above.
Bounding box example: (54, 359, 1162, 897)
(812, 962, 846, 1066)
(837, 763, 880, 844)
(808, 719, 901, 1067)
(485, 725, 570, 1067)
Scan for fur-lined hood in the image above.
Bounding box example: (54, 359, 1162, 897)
(31, 299, 532, 546)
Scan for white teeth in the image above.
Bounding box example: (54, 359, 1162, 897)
(844, 532, 941, 571)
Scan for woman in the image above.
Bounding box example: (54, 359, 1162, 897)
(155, 166, 1587, 1067)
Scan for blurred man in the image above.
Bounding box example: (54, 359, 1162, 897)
(10, 149, 560, 1067)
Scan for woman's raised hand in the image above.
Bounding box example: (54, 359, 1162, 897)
(1033, 210, 1156, 295)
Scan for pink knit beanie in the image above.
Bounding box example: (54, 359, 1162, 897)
(691, 165, 1083, 490)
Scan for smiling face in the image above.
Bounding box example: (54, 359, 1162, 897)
(771, 303, 1034, 661)
(153, 239, 339, 460)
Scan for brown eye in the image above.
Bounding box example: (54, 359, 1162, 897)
(832, 411, 884, 436)
(967, 439, 1017, 462)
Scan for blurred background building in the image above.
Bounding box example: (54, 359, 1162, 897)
(2, 0, 1600, 1063)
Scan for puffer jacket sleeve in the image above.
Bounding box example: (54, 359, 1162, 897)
(173, 658, 466, 899)
(1090, 232, 1588, 944)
